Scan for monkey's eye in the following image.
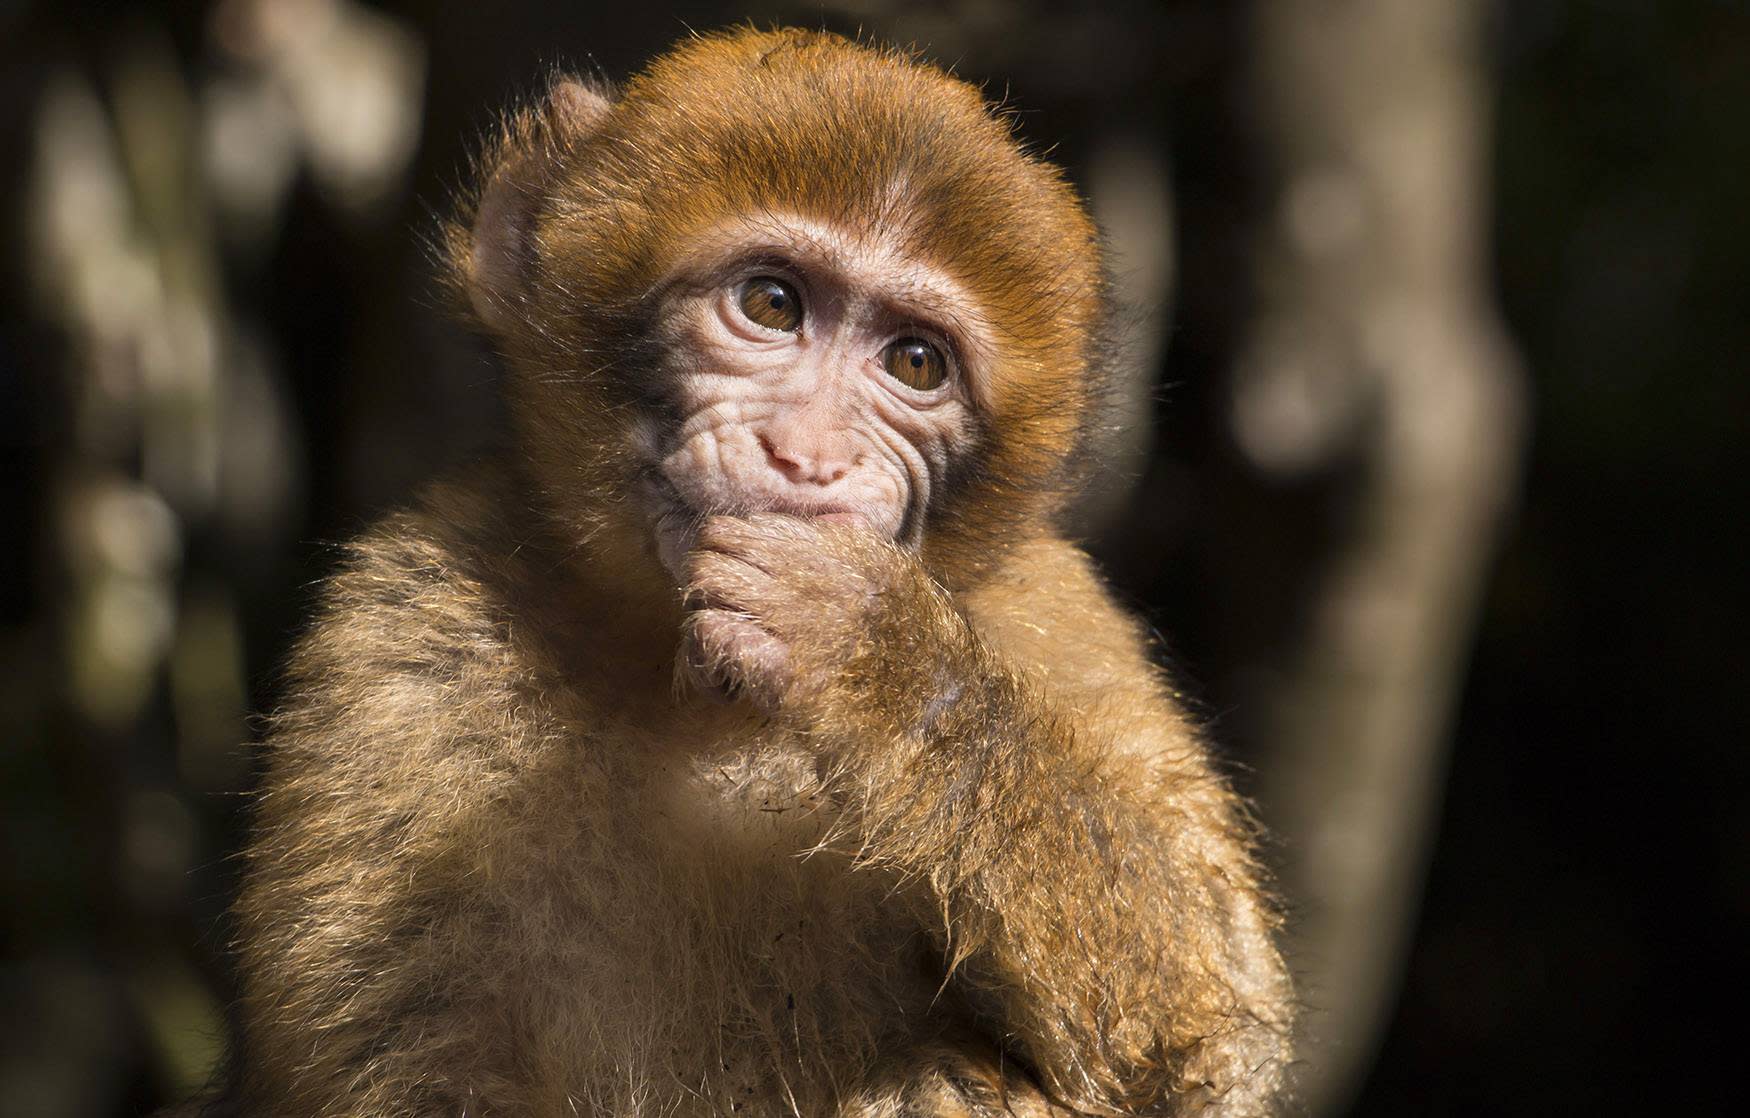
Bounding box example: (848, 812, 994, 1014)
(881, 338, 949, 391)
(737, 277, 803, 332)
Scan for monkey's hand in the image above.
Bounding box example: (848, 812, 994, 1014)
(683, 517, 1292, 1116)
(680, 512, 969, 728)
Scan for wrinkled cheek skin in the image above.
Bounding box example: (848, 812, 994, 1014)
(638, 313, 970, 575)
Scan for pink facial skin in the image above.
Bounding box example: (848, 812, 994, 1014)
(636, 213, 991, 580)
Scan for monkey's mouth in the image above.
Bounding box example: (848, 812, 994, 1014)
(640, 472, 874, 578)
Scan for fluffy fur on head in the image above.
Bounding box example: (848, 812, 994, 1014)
(445, 28, 1111, 588)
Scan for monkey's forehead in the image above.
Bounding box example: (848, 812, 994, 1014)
(562, 28, 1105, 347)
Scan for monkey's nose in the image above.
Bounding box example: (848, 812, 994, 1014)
(759, 432, 851, 484)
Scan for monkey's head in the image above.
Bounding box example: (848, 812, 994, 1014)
(451, 28, 1107, 593)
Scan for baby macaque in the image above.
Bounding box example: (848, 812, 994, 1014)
(229, 27, 1293, 1118)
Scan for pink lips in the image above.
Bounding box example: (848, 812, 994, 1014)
(750, 497, 870, 529)
(810, 510, 868, 528)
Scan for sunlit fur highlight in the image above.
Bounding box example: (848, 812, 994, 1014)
(230, 27, 1293, 1118)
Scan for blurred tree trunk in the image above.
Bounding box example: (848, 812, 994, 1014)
(1234, 2, 1528, 1112)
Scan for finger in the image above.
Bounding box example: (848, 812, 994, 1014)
(680, 608, 792, 710)
(695, 513, 824, 568)
(685, 548, 781, 615)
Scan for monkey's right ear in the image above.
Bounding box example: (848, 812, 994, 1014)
(461, 77, 612, 334)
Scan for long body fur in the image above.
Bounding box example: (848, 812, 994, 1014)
(230, 29, 1292, 1118)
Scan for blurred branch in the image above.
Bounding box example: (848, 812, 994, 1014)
(1236, 2, 1528, 1111)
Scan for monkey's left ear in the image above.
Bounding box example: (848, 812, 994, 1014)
(463, 77, 613, 334)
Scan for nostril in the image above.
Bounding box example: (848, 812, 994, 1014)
(760, 431, 849, 485)
(759, 432, 806, 478)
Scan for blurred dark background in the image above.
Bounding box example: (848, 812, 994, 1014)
(1, 2, 1745, 1115)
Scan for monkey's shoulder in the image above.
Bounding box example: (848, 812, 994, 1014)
(266, 466, 691, 770)
(961, 537, 1204, 762)
(291, 479, 520, 673)
(264, 470, 596, 758)
(965, 538, 1157, 683)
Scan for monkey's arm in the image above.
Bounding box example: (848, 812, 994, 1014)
(868, 541, 1293, 1117)
(688, 521, 1294, 1118)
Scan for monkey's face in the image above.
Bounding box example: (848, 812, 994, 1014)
(636, 214, 985, 579)
(459, 30, 1108, 589)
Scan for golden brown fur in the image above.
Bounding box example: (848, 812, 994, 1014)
(230, 28, 1292, 1118)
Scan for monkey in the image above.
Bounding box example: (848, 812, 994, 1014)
(227, 27, 1293, 1118)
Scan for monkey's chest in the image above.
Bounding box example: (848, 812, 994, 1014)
(522, 737, 928, 1114)
(679, 740, 833, 846)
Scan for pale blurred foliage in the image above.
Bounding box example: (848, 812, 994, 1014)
(206, 0, 425, 227)
(15, 1, 424, 1108)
